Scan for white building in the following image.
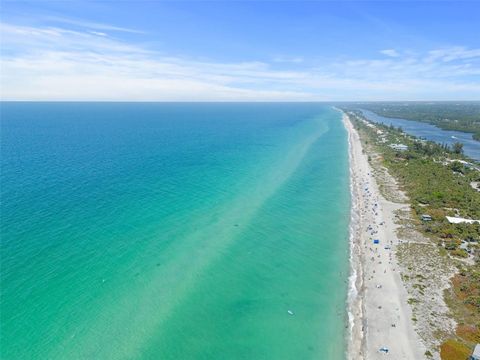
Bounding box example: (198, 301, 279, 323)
(389, 144, 408, 151)
(470, 344, 480, 360)
(446, 216, 480, 225)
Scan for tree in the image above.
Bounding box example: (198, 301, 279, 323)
(450, 161, 464, 174)
(452, 142, 464, 154)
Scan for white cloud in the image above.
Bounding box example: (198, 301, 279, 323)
(89, 31, 108, 37)
(380, 49, 400, 57)
(1, 22, 479, 101)
(0, 23, 149, 55)
(43, 15, 145, 34)
(426, 46, 480, 63)
(272, 56, 304, 63)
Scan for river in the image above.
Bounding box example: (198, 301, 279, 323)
(360, 109, 480, 161)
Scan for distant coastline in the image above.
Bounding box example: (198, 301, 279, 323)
(358, 108, 480, 162)
(353, 102, 480, 143)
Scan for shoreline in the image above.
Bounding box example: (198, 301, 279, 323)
(343, 112, 366, 360)
(342, 112, 426, 359)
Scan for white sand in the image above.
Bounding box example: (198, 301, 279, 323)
(343, 113, 426, 360)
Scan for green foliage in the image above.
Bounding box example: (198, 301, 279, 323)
(451, 249, 468, 258)
(347, 110, 480, 245)
(453, 142, 464, 154)
(344, 109, 480, 360)
(384, 155, 480, 218)
(450, 161, 464, 174)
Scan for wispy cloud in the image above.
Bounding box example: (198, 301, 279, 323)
(0, 23, 149, 54)
(426, 46, 480, 63)
(1, 22, 479, 101)
(380, 49, 400, 58)
(43, 15, 145, 34)
(89, 31, 108, 37)
(272, 56, 304, 64)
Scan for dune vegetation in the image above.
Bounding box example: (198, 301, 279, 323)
(345, 109, 480, 360)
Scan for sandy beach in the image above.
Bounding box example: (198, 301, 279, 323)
(343, 113, 427, 360)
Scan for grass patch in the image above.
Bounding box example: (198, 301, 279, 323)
(456, 325, 480, 344)
(408, 298, 419, 305)
(440, 339, 471, 360)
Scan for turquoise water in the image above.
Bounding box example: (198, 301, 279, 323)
(1, 103, 350, 359)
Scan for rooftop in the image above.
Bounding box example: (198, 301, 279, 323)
(446, 216, 480, 225)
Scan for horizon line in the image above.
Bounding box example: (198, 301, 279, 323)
(2, 100, 480, 103)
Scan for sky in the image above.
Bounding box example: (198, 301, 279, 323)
(1, 0, 480, 101)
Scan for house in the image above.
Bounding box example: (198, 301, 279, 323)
(389, 144, 408, 151)
(459, 241, 474, 254)
(470, 344, 480, 360)
(446, 216, 480, 225)
(421, 214, 432, 221)
(446, 159, 480, 172)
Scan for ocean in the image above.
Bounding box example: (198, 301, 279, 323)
(1, 103, 350, 359)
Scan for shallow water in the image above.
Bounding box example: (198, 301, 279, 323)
(1, 103, 350, 359)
